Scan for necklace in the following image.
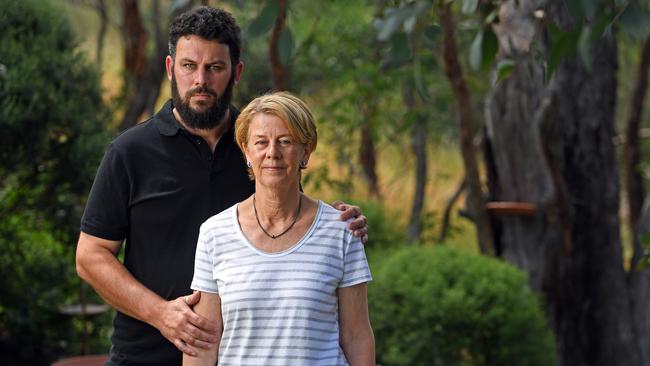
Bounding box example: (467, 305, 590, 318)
(253, 193, 302, 239)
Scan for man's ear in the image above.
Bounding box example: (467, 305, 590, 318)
(233, 62, 244, 84)
(165, 55, 174, 81)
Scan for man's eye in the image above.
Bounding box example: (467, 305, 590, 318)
(184, 64, 196, 70)
(209, 65, 224, 72)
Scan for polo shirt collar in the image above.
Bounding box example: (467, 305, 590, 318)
(155, 99, 239, 137)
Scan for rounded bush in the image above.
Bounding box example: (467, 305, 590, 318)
(369, 246, 555, 366)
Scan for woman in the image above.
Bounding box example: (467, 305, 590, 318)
(184, 92, 374, 365)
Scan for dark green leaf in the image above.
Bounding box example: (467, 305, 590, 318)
(620, 2, 650, 39)
(414, 59, 431, 101)
(389, 32, 411, 66)
(423, 24, 441, 44)
(462, 0, 479, 14)
(278, 27, 294, 66)
(481, 28, 498, 70)
(580, 0, 599, 18)
(246, 0, 279, 38)
(566, 0, 583, 21)
(546, 23, 580, 80)
(496, 59, 515, 83)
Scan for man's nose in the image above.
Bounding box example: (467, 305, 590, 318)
(194, 67, 207, 86)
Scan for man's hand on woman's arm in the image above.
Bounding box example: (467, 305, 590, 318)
(75, 232, 220, 356)
(331, 200, 369, 244)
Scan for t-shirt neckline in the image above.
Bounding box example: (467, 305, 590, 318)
(232, 200, 323, 257)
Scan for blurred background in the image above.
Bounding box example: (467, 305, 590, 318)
(2, 0, 650, 365)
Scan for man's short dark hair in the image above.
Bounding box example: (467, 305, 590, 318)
(168, 6, 242, 65)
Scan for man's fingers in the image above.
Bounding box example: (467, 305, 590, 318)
(186, 323, 220, 343)
(184, 291, 201, 305)
(339, 206, 361, 222)
(348, 214, 367, 231)
(188, 312, 220, 333)
(174, 339, 197, 357)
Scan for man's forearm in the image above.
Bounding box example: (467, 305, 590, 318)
(76, 236, 164, 327)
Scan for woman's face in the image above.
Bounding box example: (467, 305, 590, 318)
(244, 113, 311, 189)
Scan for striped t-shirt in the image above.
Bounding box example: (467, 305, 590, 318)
(191, 200, 372, 366)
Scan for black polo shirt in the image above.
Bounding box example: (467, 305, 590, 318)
(81, 100, 254, 365)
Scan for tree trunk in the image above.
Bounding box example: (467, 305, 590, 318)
(438, 3, 494, 255)
(486, 1, 642, 365)
(95, 0, 107, 69)
(118, 1, 191, 130)
(403, 83, 427, 241)
(269, 0, 289, 91)
(359, 119, 380, 197)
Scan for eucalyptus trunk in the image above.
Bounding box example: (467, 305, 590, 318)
(486, 0, 643, 365)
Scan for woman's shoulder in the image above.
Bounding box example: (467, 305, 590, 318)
(314, 201, 353, 234)
(200, 204, 238, 233)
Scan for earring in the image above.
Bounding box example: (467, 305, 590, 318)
(300, 160, 307, 168)
(247, 161, 252, 168)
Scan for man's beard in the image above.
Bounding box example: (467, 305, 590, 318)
(171, 71, 235, 130)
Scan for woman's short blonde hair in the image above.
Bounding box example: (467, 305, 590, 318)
(235, 91, 318, 178)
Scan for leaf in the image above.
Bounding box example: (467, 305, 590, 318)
(414, 58, 431, 101)
(278, 27, 293, 66)
(469, 30, 483, 72)
(580, 0, 599, 19)
(566, 0, 583, 21)
(377, 12, 403, 41)
(462, 0, 479, 15)
(546, 23, 580, 80)
(246, 0, 279, 38)
(404, 15, 417, 33)
(170, 0, 192, 13)
(620, 2, 650, 40)
(495, 58, 515, 83)
(423, 24, 441, 44)
(389, 32, 411, 66)
(577, 25, 592, 71)
(481, 28, 498, 70)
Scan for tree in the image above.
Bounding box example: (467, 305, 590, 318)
(0, 0, 110, 363)
(484, 0, 650, 365)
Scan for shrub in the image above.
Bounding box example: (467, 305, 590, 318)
(369, 246, 556, 366)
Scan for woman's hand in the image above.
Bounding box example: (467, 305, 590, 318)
(331, 201, 369, 244)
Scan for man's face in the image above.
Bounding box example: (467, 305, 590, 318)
(167, 35, 242, 130)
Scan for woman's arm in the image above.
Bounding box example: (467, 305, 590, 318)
(338, 283, 375, 366)
(182, 291, 223, 366)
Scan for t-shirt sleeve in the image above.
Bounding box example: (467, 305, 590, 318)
(80, 143, 130, 241)
(339, 230, 372, 288)
(191, 224, 219, 294)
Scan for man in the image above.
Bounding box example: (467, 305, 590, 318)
(76, 6, 368, 366)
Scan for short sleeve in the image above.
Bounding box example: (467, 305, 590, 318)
(339, 231, 372, 288)
(190, 224, 219, 294)
(80, 143, 130, 241)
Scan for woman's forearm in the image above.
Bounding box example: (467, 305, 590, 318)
(341, 328, 375, 366)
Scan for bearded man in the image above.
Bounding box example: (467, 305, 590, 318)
(75, 7, 368, 366)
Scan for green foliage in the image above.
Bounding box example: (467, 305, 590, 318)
(369, 246, 556, 366)
(0, 0, 111, 363)
(0, 208, 74, 365)
(0, 0, 109, 230)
